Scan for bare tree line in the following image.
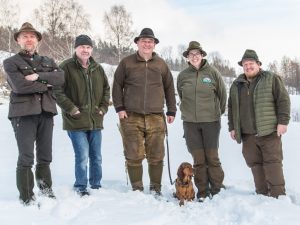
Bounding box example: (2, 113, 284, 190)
(0, 0, 300, 95)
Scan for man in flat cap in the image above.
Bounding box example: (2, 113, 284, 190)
(3, 22, 64, 205)
(54, 34, 110, 197)
(112, 28, 176, 195)
(228, 49, 290, 198)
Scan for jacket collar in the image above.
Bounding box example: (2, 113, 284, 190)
(188, 59, 207, 71)
(236, 69, 264, 83)
(72, 54, 98, 69)
(135, 51, 157, 62)
(18, 50, 38, 58)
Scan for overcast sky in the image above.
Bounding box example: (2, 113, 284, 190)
(15, 0, 300, 69)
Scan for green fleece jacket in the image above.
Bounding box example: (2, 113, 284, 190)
(54, 55, 110, 131)
(177, 59, 227, 122)
(112, 52, 176, 116)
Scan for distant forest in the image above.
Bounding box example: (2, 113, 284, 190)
(0, 0, 299, 94)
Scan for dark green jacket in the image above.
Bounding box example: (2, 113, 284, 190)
(228, 70, 290, 143)
(112, 52, 176, 116)
(54, 55, 110, 131)
(4, 52, 64, 119)
(177, 60, 227, 122)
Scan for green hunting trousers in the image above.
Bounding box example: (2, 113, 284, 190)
(183, 121, 224, 198)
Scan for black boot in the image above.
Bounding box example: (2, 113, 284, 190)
(35, 165, 55, 199)
(16, 167, 35, 205)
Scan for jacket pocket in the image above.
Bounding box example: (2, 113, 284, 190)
(41, 62, 55, 72)
(10, 95, 30, 104)
(18, 65, 34, 76)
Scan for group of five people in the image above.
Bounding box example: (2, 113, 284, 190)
(4, 22, 290, 205)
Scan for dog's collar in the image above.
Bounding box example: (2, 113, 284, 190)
(176, 179, 192, 187)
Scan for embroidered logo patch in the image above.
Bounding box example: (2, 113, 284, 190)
(202, 77, 212, 84)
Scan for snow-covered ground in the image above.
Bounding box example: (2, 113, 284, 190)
(0, 94, 300, 225)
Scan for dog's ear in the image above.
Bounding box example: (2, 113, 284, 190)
(177, 164, 184, 179)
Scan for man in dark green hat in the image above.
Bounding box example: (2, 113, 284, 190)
(3, 22, 64, 205)
(228, 49, 290, 198)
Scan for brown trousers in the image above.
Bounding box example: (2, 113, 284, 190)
(120, 112, 165, 190)
(183, 121, 224, 198)
(242, 132, 286, 198)
(120, 112, 165, 166)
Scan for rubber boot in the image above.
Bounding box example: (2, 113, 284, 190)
(16, 167, 35, 205)
(127, 165, 144, 191)
(35, 165, 55, 199)
(148, 161, 163, 195)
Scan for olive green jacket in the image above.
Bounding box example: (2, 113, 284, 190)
(228, 70, 290, 143)
(177, 60, 227, 122)
(54, 55, 110, 131)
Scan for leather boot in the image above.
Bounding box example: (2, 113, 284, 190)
(194, 165, 210, 199)
(35, 164, 55, 199)
(206, 149, 224, 196)
(127, 165, 144, 191)
(148, 161, 163, 195)
(16, 167, 35, 205)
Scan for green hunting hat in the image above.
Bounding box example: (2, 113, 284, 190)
(183, 41, 207, 58)
(14, 22, 42, 41)
(238, 49, 262, 66)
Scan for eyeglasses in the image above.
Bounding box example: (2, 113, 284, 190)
(188, 52, 201, 58)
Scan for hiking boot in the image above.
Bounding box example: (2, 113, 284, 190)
(77, 190, 90, 197)
(35, 165, 55, 198)
(91, 185, 102, 190)
(150, 183, 162, 196)
(39, 187, 56, 199)
(20, 195, 36, 206)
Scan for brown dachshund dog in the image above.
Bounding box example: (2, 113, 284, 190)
(174, 162, 195, 206)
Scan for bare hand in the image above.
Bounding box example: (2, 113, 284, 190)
(99, 110, 103, 116)
(167, 116, 175, 124)
(73, 110, 80, 115)
(118, 111, 128, 119)
(277, 124, 287, 136)
(230, 130, 236, 140)
(25, 73, 39, 81)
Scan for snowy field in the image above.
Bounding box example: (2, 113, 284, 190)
(0, 95, 300, 225)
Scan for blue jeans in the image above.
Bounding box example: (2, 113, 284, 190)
(67, 130, 102, 192)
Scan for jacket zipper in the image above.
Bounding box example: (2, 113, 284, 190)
(144, 61, 148, 114)
(83, 68, 93, 130)
(252, 76, 262, 136)
(195, 71, 199, 121)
